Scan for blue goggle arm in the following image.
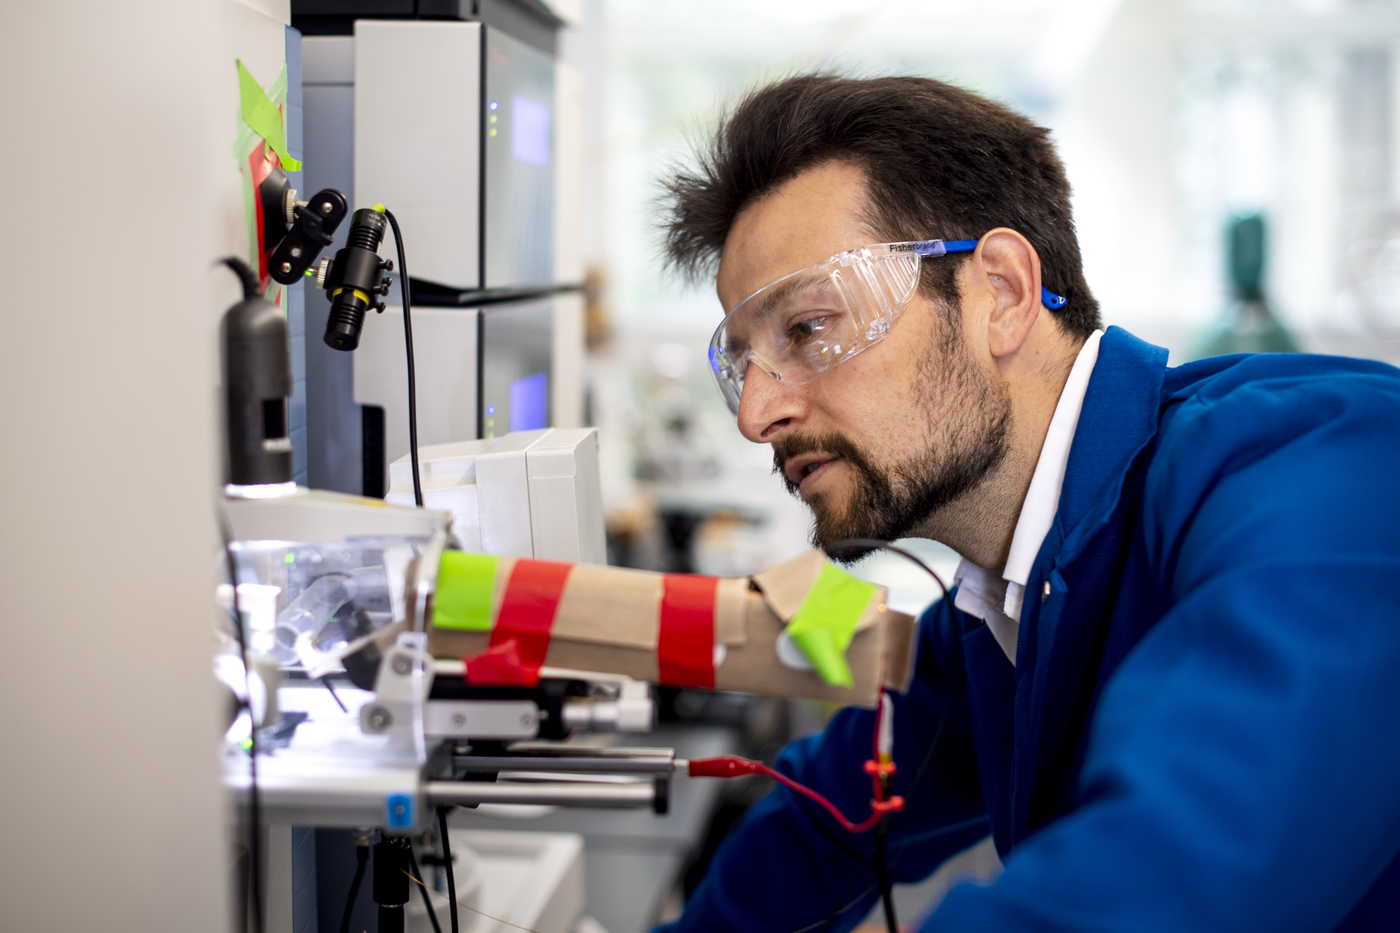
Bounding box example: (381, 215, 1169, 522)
(914, 239, 1068, 311)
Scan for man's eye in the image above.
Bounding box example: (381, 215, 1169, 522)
(787, 316, 825, 342)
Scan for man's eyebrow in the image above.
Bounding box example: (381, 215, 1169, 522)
(747, 272, 828, 321)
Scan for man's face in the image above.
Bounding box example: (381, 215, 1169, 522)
(715, 161, 1011, 555)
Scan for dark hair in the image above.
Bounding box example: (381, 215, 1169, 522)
(662, 74, 1101, 339)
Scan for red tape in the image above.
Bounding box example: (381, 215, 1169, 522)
(469, 558, 572, 687)
(658, 574, 719, 689)
(464, 639, 533, 686)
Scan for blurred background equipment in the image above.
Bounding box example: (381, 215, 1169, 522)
(296, 1, 588, 500)
(1190, 212, 1301, 358)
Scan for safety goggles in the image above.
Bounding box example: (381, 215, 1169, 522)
(707, 238, 1067, 415)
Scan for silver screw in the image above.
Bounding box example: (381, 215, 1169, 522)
(520, 713, 535, 728)
(366, 706, 392, 732)
(391, 654, 412, 676)
(280, 262, 292, 274)
(290, 247, 302, 258)
(320, 201, 333, 214)
(451, 713, 467, 727)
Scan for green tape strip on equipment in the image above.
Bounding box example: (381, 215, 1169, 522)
(786, 563, 879, 688)
(237, 59, 301, 171)
(434, 552, 499, 631)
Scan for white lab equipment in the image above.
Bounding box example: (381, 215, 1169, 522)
(385, 427, 606, 563)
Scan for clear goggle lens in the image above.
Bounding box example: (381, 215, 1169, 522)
(708, 242, 927, 415)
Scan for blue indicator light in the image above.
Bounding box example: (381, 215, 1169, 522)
(486, 405, 495, 416)
(509, 372, 549, 432)
(386, 793, 413, 828)
(488, 100, 498, 111)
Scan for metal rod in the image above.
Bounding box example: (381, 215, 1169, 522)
(424, 781, 658, 808)
(495, 744, 676, 760)
(452, 755, 677, 775)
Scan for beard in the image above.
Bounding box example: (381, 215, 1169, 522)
(772, 315, 1011, 562)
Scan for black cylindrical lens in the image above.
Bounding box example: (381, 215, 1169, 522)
(346, 208, 387, 251)
(324, 290, 370, 350)
(322, 209, 389, 352)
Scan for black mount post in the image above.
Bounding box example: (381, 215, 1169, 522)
(372, 836, 411, 933)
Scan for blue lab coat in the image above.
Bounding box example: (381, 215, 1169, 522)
(658, 327, 1400, 932)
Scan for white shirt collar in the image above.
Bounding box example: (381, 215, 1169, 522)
(952, 329, 1103, 665)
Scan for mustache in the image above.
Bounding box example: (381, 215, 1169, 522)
(771, 432, 876, 492)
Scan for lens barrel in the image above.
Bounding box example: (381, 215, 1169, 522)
(322, 209, 389, 352)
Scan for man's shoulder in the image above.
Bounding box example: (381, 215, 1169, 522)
(1160, 350, 1400, 412)
(1151, 351, 1400, 453)
(1143, 350, 1400, 541)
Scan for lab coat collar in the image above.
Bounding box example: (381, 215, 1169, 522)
(1008, 325, 1170, 844)
(1002, 329, 1103, 619)
(953, 331, 1104, 664)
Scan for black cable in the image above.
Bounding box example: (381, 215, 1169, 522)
(340, 842, 369, 933)
(794, 702, 955, 933)
(829, 539, 950, 933)
(320, 675, 348, 713)
(825, 539, 952, 602)
(409, 846, 444, 933)
(438, 808, 460, 933)
(382, 209, 423, 507)
(220, 256, 262, 301)
(218, 515, 264, 933)
(873, 819, 898, 933)
(786, 540, 955, 933)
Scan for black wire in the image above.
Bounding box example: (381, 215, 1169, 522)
(873, 820, 898, 933)
(218, 515, 264, 933)
(784, 541, 955, 933)
(828, 539, 951, 933)
(220, 256, 262, 300)
(825, 539, 952, 602)
(382, 209, 424, 507)
(320, 676, 348, 713)
(438, 808, 460, 933)
(409, 846, 444, 933)
(795, 702, 954, 933)
(340, 842, 369, 933)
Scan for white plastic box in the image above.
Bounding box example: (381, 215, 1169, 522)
(386, 427, 606, 563)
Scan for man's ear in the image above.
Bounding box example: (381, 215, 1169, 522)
(973, 228, 1042, 359)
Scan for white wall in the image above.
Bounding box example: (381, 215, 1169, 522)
(0, 0, 257, 929)
(1049, 0, 1182, 347)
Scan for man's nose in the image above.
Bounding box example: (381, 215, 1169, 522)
(736, 363, 805, 442)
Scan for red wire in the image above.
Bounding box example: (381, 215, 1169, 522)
(871, 694, 885, 803)
(688, 756, 903, 833)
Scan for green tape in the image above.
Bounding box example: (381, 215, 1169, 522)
(237, 59, 301, 172)
(434, 552, 499, 631)
(785, 563, 878, 688)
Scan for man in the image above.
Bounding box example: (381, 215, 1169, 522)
(655, 75, 1400, 932)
